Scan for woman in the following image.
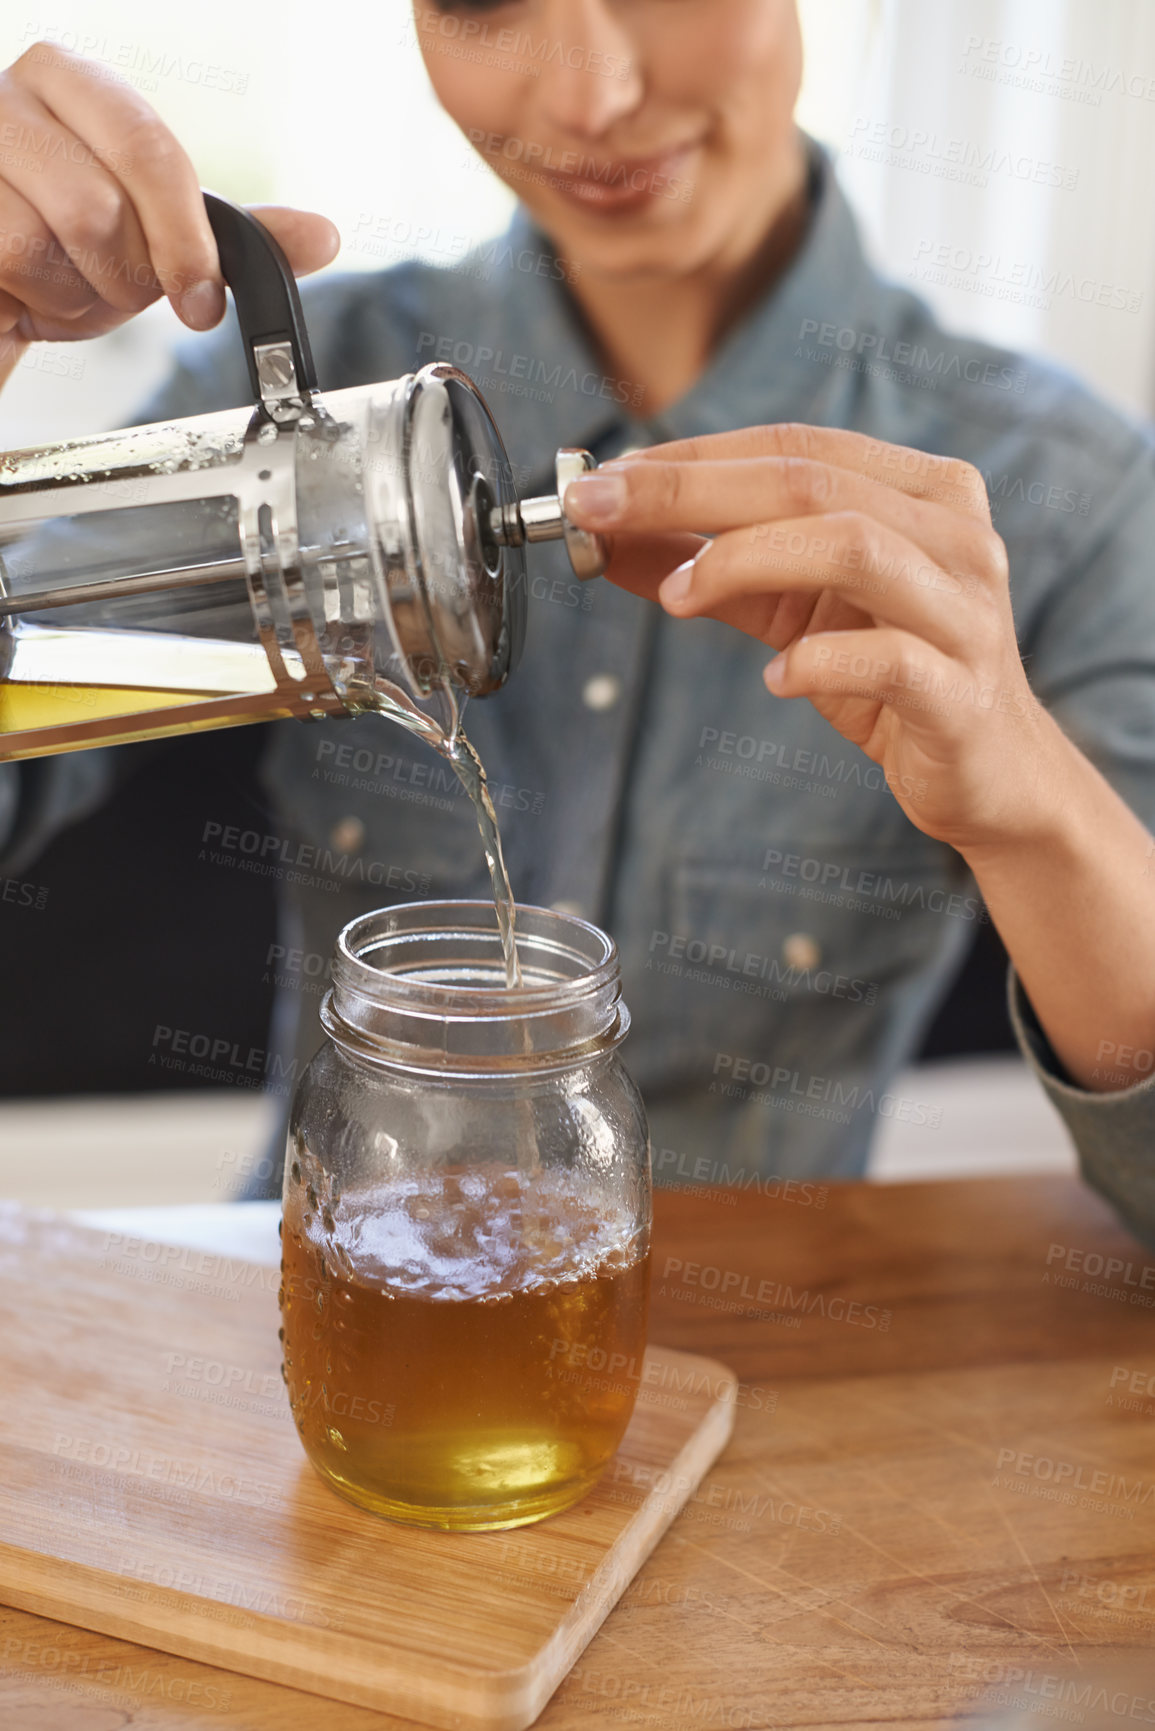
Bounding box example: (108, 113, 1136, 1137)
(1, 3, 1154, 1234)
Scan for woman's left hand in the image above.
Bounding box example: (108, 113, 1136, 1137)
(565, 423, 1062, 859)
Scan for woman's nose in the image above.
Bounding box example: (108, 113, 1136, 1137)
(535, 0, 646, 138)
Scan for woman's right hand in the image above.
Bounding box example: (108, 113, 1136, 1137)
(0, 42, 339, 387)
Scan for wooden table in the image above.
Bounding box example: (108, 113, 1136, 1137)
(3, 1173, 1155, 1729)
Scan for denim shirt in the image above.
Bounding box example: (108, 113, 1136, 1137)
(4, 141, 1155, 1237)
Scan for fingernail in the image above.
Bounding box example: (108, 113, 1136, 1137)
(179, 279, 226, 330)
(660, 560, 696, 607)
(765, 656, 786, 691)
(565, 473, 628, 526)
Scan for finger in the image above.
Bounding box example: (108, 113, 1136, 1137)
(0, 179, 104, 321)
(565, 451, 994, 573)
(598, 527, 827, 645)
(15, 43, 224, 328)
(600, 423, 990, 518)
(597, 529, 706, 602)
(764, 585, 870, 654)
(0, 286, 25, 330)
(246, 206, 341, 277)
(658, 513, 974, 658)
(767, 626, 965, 731)
(0, 328, 29, 390)
(0, 91, 161, 319)
(10, 300, 137, 343)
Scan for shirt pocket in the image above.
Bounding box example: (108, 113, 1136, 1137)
(669, 841, 980, 1014)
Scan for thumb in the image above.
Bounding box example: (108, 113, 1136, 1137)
(599, 531, 707, 605)
(244, 206, 341, 278)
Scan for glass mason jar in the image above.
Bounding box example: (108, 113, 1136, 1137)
(279, 901, 652, 1531)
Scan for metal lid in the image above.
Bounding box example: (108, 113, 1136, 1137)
(400, 364, 527, 698)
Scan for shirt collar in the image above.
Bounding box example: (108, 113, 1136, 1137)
(463, 135, 881, 482)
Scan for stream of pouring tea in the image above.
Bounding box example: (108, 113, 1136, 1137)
(369, 677, 542, 1189)
(371, 677, 522, 989)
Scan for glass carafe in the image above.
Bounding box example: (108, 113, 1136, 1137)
(0, 194, 606, 761)
(278, 900, 652, 1531)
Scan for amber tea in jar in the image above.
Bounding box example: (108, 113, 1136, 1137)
(279, 901, 651, 1531)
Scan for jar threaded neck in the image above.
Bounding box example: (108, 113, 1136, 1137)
(321, 900, 628, 1076)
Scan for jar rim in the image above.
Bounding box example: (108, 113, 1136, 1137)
(323, 900, 628, 1074)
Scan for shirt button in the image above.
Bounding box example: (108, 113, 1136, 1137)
(330, 816, 365, 854)
(582, 673, 622, 712)
(782, 932, 821, 971)
(551, 899, 585, 919)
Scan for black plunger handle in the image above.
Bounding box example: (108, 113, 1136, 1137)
(202, 189, 319, 402)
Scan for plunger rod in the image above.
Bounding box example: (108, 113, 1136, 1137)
(0, 557, 248, 616)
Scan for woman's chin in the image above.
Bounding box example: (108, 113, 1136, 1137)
(533, 205, 719, 284)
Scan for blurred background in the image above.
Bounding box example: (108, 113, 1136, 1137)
(3, 0, 1154, 1203)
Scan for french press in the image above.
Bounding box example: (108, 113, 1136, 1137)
(0, 192, 608, 762)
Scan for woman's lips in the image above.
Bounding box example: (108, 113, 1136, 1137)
(542, 144, 698, 213)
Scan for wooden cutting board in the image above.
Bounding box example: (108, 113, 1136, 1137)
(0, 1204, 737, 1731)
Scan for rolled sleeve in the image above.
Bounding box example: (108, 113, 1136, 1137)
(1008, 963, 1155, 1251)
